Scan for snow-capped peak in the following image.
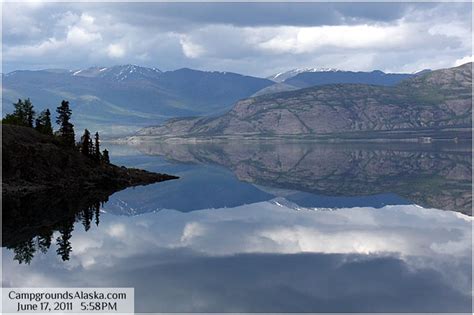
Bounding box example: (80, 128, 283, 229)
(70, 65, 163, 81)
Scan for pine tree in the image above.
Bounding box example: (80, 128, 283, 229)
(80, 129, 92, 157)
(12, 239, 36, 264)
(56, 100, 75, 147)
(56, 221, 73, 261)
(24, 98, 35, 127)
(102, 149, 110, 164)
(35, 109, 53, 135)
(3, 98, 35, 127)
(37, 231, 53, 254)
(94, 132, 101, 162)
(94, 202, 101, 226)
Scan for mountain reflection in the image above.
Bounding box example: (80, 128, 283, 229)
(132, 141, 472, 214)
(3, 190, 106, 264)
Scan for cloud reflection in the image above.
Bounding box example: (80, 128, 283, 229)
(3, 200, 472, 312)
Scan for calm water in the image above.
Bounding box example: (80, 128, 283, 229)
(3, 142, 472, 312)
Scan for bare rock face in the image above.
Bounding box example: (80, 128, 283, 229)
(133, 63, 472, 140)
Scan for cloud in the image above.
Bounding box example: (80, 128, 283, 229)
(179, 35, 205, 59)
(455, 55, 474, 66)
(66, 26, 101, 45)
(1, 2, 472, 75)
(107, 43, 125, 58)
(2, 202, 472, 312)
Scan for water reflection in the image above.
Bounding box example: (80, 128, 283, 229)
(3, 201, 472, 312)
(2, 142, 472, 312)
(130, 141, 472, 214)
(3, 190, 106, 263)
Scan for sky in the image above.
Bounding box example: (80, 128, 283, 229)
(2, 2, 473, 76)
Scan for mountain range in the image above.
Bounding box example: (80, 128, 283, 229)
(2, 64, 418, 135)
(2, 65, 273, 135)
(128, 63, 471, 141)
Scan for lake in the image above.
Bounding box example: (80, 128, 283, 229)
(3, 141, 472, 313)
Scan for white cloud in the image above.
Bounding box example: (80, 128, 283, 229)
(66, 26, 102, 45)
(181, 222, 206, 243)
(107, 43, 126, 58)
(454, 55, 473, 66)
(179, 35, 205, 58)
(254, 24, 410, 53)
(107, 223, 126, 238)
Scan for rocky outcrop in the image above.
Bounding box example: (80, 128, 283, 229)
(131, 63, 471, 141)
(2, 124, 177, 196)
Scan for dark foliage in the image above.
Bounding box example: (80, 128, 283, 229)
(102, 149, 110, 164)
(3, 98, 35, 127)
(56, 100, 75, 148)
(80, 129, 92, 157)
(94, 132, 101, 162)
(35, 109, 53, 135)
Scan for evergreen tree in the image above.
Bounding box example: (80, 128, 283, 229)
(80, 129, 92, 157)
(56, 100, 75, 147)
(12, 239, 36, 264)
(37, 231, 53, 254)
(102, 149, 110, 164)
(3, 98, 35, 127)
(24, 98, 35, 127)
(56, 221, 73, 261)
(35, 109, 53, 135)
(94, 132, 101, 162)
(81, 207, 93, 232)
(88, 137, 94, 156)
(94, 202, 101, 226)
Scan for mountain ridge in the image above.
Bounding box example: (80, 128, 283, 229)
(127, 62, 472, 142)
(2, 65, 274, 135)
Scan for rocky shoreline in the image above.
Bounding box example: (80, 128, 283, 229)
(2, 124, 178, 198)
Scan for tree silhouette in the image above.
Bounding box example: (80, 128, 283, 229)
(94, 132, 101, 162)
(94, 202, 101, 226)
(3, 98, 35, 127)
(35, 109, 53, 135)
(80, 129, 92, 157)
(56, 221, 74, 261)
(37, 231, 53, 254)
(24, 99, 35, 127)
(80, 206, 94, 232)
(102, 149, 110, 164)
(56, 100, 75, 148)
(12, 239, 36, 264)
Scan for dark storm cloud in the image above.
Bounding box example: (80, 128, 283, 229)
(97, 2, 414, 27)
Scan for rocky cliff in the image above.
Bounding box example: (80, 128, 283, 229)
(131, 63, 471, 141)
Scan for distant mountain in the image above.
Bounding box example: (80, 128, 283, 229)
(260, 67, 416, 98)
(258, 68, 417, 98)
(283, 69, 413, 88)
(128, 63, 471, 141)
(2, 65, 273, 135)
(71, 64, 163, 81)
